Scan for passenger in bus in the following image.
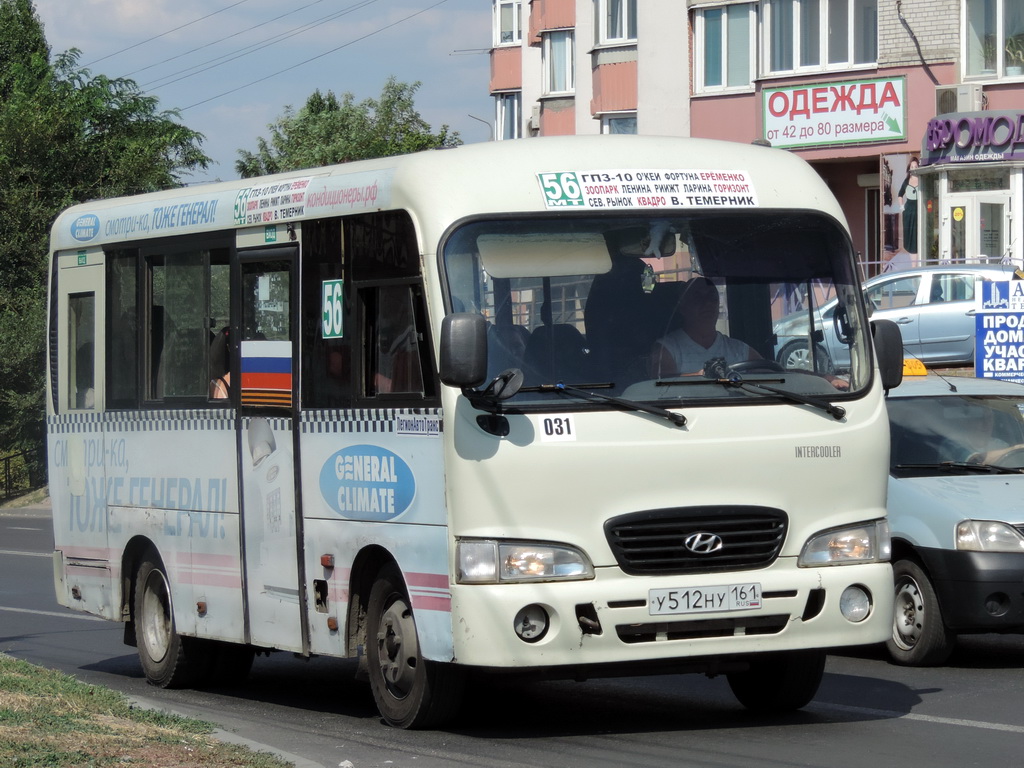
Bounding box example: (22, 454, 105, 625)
(649, 276, 759, 377)
(209, 327, 231, 399)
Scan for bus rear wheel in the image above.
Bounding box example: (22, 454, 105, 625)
(726, 649, 825, 712)
(366, 565, 464, 728)
(134, 553, 211, 688)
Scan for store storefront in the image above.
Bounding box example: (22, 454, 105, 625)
(914, 110, 1024, 268)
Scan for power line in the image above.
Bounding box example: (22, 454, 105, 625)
(180, 0, 450, 112)
(121, 0, 330, 79)
(141, 0, 381, 92)
(83, 0, 254, 68)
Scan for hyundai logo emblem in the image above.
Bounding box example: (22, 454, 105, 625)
(684, 532, 724, 554)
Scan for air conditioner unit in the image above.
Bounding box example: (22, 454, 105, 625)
(935, 83, 984, 116)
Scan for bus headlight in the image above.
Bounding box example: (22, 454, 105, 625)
(798, 520, 890, 566)
(956, 520, 1024, 553)
(457, 540, 595, 584)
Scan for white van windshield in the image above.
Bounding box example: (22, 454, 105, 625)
(443, 212, 871, 406)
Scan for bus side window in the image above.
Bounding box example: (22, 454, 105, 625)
(68, 293, 95, 410)
(107, 250, 139, 408)
(144, 247, 231, 404)
(367, 285, 425, 396)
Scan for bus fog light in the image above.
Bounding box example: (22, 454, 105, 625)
(514, 604, 549, 642)
(840, 585, 871, 622)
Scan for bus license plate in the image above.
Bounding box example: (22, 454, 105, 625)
(649, 583, 762, 615)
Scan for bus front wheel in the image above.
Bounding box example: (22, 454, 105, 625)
(726, 649, 825, 712)
(366, 565, 464, 728)
(134, 553, 210, 688)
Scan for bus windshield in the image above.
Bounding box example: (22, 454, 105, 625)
(443, 212, 871, 406)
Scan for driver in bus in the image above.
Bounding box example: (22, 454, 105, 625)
(650, 276, 760, 377)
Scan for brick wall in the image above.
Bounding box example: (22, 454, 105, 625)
(879, 0, 959, 68)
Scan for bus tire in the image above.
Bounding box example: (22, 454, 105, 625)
(726, 649, 825, 712)
(366, 564, 464, 729)
(133, 553, 211, 689)
(886, 559, 955, 667)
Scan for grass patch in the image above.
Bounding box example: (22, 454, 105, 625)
(0, 654, 293, 767)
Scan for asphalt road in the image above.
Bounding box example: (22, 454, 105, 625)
(3, 504, 1024, 768)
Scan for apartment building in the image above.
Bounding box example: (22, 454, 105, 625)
(490, 0, 1024, 273)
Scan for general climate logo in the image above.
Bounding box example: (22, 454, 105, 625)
(318, 445, 415, 521)
(71, 214, 100, 242)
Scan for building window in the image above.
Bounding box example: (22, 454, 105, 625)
(601, 112, 637, 133)
(598, 0, 637, 44)
(496, 92, 522, 139)
(765, 0, 876, 74)
(543, 30, 575, 95)
(965, 0, 1024, 78)
(493, 0, 522, 46)
(695, 4, 755, 91)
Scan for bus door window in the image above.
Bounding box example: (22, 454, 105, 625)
(240, 260, 294, 409)
(68, 293, 95, 410)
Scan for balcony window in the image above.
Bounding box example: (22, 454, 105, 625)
(765, 0, 876, 74)
(599, 0, 637, 44)
(543, 30, 575, 95)
(495, 92, 522, 140)
(696, 3, 755, 92)
(965, 0, 1024, 78)
(493, 0, 522, 46)
(601, 112, 637, 133)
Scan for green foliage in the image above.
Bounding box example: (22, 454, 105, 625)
(236, 76, 461, 177)
(0, 0, 210, 454)
(0, 654, 293, 767)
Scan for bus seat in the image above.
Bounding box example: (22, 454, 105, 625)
(584, 257, 656, 380)
(487, 323, 529, 381)
(523, 324, 591, 386)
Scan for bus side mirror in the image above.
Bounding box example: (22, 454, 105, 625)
(440, 313, 488, 388)
(871, 318, 903, 391)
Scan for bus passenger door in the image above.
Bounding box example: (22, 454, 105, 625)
(237, 251, 307, 653)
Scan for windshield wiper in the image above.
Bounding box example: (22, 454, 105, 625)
(895, 461, 1024, 475)
(711, 373, 846, 420)
(531, 382, 687, 427)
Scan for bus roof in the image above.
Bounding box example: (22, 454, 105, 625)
(49, 135, 846, 255)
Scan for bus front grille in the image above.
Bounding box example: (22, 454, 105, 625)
(616, 614, 789, 643)
(604, 507, 787, 575)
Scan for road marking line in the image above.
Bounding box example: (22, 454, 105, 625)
(0, 549, 50, 558)
(815, 702, 1024, 734)
(0, 605, 105, 622)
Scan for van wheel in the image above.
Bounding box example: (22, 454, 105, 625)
(887, 559, 955, 666)
(366, 565, 464, 728)
(778, 341, 834, 374)
(134, 553, 210, 688)
(727, 649, 825, 711)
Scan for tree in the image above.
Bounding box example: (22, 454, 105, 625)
(0, 0, 211, 456)
(236, 77, 461, 178)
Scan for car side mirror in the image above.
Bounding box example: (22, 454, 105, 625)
(439, 313, 488, 388)
(871, 318, 903, 391)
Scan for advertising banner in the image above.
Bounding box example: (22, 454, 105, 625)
(762, 76, 907, 150)
(976, 280, 1024, 382)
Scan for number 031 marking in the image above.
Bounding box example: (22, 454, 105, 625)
(539, 415, 576, 442)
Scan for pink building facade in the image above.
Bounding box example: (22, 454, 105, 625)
(490, 0, 1024, 273)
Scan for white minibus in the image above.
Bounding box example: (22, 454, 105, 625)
(47, 135, 902, 728)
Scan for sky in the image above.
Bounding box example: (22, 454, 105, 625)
(32, 0, 494, 185)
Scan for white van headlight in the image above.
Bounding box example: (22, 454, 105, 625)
(798, 520, 890, 566)
(956, 520, 1024, 553)
(457, 540, 595, 584)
